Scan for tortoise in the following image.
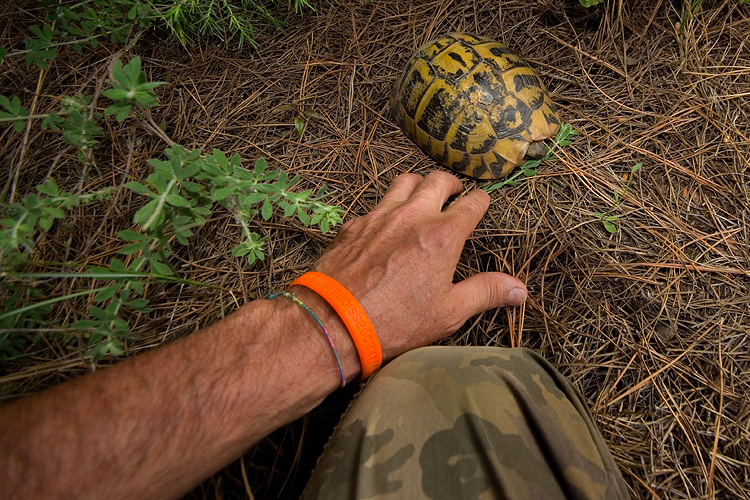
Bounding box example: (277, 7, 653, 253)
(391, 32, 561, 179)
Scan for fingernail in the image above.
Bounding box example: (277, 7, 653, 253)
(506, 287, 527, 306)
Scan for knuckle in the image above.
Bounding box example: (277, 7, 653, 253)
(396, 172, 422, 184)
(429, 172, 461, 191)
(421, 219, 458, 249)
(386, 202, 421, 226)
(446, 191, 490, 227)
(426, 170, 458, 183)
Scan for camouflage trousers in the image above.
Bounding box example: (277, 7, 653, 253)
(303, 346, 630, 500)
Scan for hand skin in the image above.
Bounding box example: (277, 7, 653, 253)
(0, 171, 527, 500)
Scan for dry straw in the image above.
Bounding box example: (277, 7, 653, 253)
(1, 0, 749, 498)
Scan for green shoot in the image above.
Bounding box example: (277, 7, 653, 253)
(0, 95, 29, 132)
(594, 163, 642, 234)
(485, 122, 578, 193)
(103, 57, 165, 122)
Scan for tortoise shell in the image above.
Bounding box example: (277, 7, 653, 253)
(391, 32, 561, 179)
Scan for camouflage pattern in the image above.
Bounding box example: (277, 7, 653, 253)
(303, 346, 629, 500)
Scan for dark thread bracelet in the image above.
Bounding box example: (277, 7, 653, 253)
(267, 291, 346, 388)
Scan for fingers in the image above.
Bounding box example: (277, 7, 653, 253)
(410, 171, 463, 209)
(452, 272, 527, 318)
(375, 173, 422, 211)
(443, 189, 491, 239)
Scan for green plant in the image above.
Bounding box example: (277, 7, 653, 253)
(0, 0, 320, 70)
(678, 0, 703, 36)
(163, 0, 317, 48)
(594, 163, 642, 234)
(578, 0, 606, 6)
(0, 95, 29, 132)
(0, 180, 116, 258)
(103, 57, 165, 121)
(484, 123, 578, 193)
(0, 1, 161, 70)
(0, 93, 104, 166)
(1, 56, 341, 362)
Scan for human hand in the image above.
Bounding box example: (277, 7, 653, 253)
(303, 171, 527, 361)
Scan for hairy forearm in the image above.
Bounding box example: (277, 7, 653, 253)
(0, 171, 528, 500)
(0, 292, 358, 500)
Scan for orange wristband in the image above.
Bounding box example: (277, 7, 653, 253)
(290, 272, 382, 379)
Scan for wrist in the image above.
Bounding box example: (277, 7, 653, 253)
(263, 287, 361, 385)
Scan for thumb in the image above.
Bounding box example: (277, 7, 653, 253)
(452, 272, 528, 317)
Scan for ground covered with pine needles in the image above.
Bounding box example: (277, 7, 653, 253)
(2, 0, 750, 498)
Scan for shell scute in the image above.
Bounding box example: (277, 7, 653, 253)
(392, 33, 561, 179)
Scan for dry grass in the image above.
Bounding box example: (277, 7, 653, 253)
(2, 0, 750, 498)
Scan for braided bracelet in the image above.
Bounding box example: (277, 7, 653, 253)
(267, 291, 346, 388)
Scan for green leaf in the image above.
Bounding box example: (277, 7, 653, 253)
(72, 319, 101, 330)
(261, 196, 273, 220)
(140, 81, 166, 90)
(105, 102, 132, 122)
(125, 298, 150, 311)
(229, 153, 242, 169)
(242, 192, 266, 205)
(232, 244, 251, 256)
(294, 117, 305, 136)
(166, 193, 190, 207)
(110, 258, 126, 271)
(602, 220, 617, 233)
(125, 181, 152, 195)
(297, 207, 311, 226)
(130, 280, 145, 296)
(522, 159, 541, 170)
(180, 161, 202, 180)
(118, 229, 146, 241)
(94, 284, 122, 302)
(149, 259, 172, 276)
(120, 240, 149, 255)
(180, 180, 205, 194)
(211, 186, 237, 202)
(38, 216, 53, 230)
(107, 340, 126, 357)
(133, 198, 160, 226)
(88, 339, 125, 360)
(36, 178, 59, 196)
(44, 206, 65, 219)
(102, 88, 130, 101)
(212, 149, 229, 171)
(281, 201, 295, 217)
(278, 170, 288, 187)
(254, 157, 267, 175)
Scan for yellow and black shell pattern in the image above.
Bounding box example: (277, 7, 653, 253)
(391, 32, 561, 179)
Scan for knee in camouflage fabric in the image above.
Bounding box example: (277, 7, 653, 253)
(303, 346, 629, 500)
